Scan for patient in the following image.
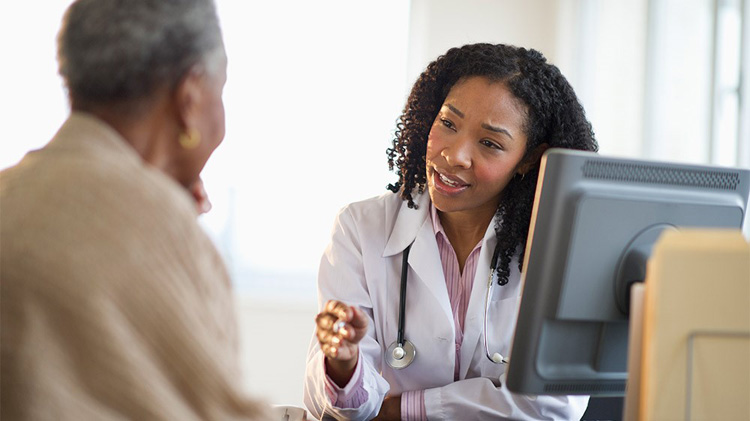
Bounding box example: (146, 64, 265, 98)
(0, 0, 270, 419)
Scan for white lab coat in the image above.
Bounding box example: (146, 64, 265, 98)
(303, 192, 588, 420)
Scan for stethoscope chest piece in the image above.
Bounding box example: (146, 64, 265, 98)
(385, 340, 416, 369)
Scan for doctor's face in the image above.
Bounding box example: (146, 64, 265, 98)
(426, 76, 529, 217)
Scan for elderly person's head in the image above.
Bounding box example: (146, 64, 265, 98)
(57, 0, 227, 189)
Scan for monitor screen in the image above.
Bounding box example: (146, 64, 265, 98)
(505, 149, 750, 396)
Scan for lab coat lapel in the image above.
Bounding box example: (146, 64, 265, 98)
(459, 222, 498, 379)
(407, 216, 453, 328)
(382, 193, 454, 332)
(383, 193, 430, 257)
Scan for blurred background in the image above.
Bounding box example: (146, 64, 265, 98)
(1, 0, 748, 409)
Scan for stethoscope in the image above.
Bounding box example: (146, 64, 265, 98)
(385, 242, 510, 369)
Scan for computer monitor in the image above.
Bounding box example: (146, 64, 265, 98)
(505, 149, 750, 396)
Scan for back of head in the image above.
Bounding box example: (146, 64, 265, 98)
(57, 0, 225, 114)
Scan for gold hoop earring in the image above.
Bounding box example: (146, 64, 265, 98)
(179, 128, 201, 149)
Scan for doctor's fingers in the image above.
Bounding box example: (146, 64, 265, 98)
(321, 300, 369, 332)
(348, 305, 369, 329)
(320, 341, 357, 361)
(315, 312, 338, 332)
(316, 328, 336, 348)
(324, 300, 353, 322)
(316, 325, 358, 361)
(332, 307, 368, 344)
(316, 313, 356, 342)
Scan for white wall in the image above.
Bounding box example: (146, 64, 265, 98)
(0, 1, 70, 170)
(406, 0, 560, 83)
(204, 0, 411, 299)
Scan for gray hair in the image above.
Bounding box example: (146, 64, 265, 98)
(57, 0, 225, 109)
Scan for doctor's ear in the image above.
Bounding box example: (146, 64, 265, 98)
(517, 143, 549, 177)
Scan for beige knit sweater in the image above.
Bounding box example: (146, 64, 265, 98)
(0, 113, 270, 420)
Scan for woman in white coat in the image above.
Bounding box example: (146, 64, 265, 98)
(304, 43, 599, 420)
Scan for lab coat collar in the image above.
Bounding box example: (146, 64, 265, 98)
(382, 192, 431, 257)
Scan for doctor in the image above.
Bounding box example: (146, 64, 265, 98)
(303, 43, 598, 420)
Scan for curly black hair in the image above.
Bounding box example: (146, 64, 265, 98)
(387, 43, 598, 286)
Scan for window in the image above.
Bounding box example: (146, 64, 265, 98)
(643, 0, 748, 167)
(710, 0, 747, 167)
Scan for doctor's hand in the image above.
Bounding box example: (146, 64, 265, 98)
(315, 300, 368, 387)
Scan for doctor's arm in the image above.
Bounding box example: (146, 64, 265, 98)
(303, 206, 391, 420)
(421, 376, 588, 420)
(314, 300, 368, 387)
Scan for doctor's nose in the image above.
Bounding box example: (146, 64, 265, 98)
(441, 139, 472, 169)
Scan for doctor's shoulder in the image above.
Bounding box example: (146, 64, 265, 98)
(334, 191, 402, 224)
(327, 192, 408, 249)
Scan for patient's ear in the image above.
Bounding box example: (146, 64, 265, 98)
(518, 143, 549, 176)
(174, 65, 207, 132)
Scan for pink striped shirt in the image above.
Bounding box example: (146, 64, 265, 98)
(400, 204, 483, 420)
(324, 204, 484, 421)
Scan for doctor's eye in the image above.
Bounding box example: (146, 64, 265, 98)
(480, 139, 503, 150)
(440, 118, 456, 131)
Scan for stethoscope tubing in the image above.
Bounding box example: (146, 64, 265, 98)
(388, 241, 508, 369)
(385, 244, 416, 369)
(484, 245, 509, 364)
(397, 243, 411, 346)
(483, 270, 495, 359)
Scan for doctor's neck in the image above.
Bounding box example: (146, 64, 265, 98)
(437, 206, 496, 270)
